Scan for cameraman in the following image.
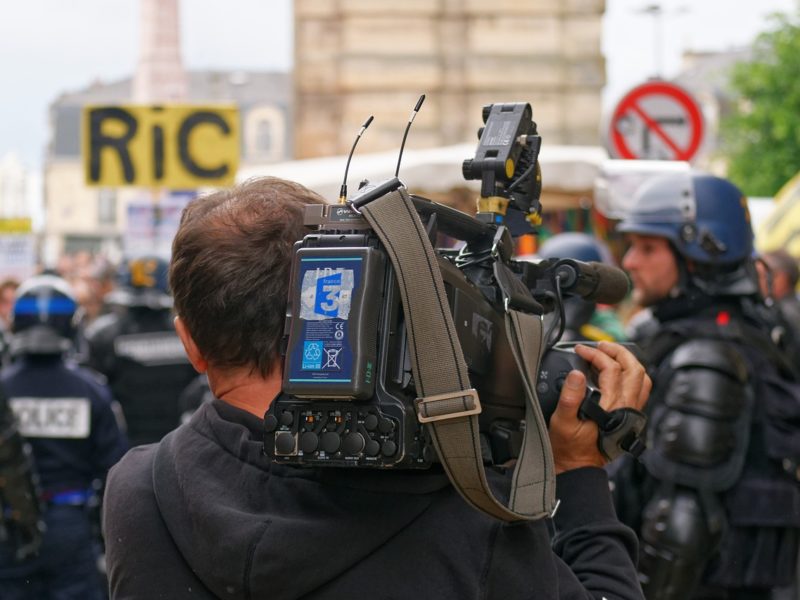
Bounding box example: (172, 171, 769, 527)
(102, 177, 650, 600)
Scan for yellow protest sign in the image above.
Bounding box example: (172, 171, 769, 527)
(82, 104, 240, 189)
(0, 218, 32, 234)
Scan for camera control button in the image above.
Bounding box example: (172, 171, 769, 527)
(321, 432, 341, 454)
(264, 414, 278, 433)
(422, 444, 435, 462)
(300, 431, 319, 454)
(378, 418, 395, 434)
(275, 432, 295, 455)
(381, 440, 397, 457)
(364, 414, 379, 430)
(279, 411, 294, 427)
(365, 440, 381, 457)
(343, 432, 365, 455)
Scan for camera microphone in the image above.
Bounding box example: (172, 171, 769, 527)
(339, 115, 374, 204)
(552, 259, 630, 305)
(351, 96, 426, 209)
(395, 94, 426, 178)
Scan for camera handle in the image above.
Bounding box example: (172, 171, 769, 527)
(356, 186, 556, 523)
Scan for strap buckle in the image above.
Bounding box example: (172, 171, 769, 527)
(415, 388, 482, 423)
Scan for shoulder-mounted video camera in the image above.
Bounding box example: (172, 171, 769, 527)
(264, 100, 645, 520)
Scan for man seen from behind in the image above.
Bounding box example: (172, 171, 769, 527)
(103, 176, 651, 600)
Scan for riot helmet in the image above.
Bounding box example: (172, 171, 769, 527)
(11, 274, 79, 355)
(106, 255, 173, 310)
(617, 172, 757, 296)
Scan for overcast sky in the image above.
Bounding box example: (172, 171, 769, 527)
(0, 0, 796, 171)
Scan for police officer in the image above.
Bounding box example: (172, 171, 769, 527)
(536, 232, 627, 342)
(0, 274, 128, 599)
(612, 172, 800, 600)
(757, 249, 800, 364)
(84, 256, 198, 446)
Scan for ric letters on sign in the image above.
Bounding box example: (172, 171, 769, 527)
(82, 104, 240, 189)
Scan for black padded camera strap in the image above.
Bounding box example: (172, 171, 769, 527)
(359, 187, 555, 522)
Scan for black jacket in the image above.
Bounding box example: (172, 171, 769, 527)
(103, 400, 643, 600)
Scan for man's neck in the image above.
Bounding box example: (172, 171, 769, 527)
(207, 365, 283, 418)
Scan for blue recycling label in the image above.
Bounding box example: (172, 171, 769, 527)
(301, 340, 323, 370)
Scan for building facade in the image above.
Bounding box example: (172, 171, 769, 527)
(0, 153, 31, 220)
(294, 0, 606, 158)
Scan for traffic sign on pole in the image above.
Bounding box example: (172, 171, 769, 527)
(607, 80, 705, 162)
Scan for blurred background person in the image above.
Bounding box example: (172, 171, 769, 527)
(0, 274, 127, 599)
(70, 257, 119, 363)
(0, 278, 19, 330)
(0, 278, 20, 366)
(757, 249, 800, 349)
(83, 255, 197, 447)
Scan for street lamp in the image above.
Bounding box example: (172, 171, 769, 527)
(634, 3, 689, 78)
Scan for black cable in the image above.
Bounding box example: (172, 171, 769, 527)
(506, 162, 535, 193)
(544, 275, 566, 351)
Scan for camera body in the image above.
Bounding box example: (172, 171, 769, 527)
(264, 102, 642, 469)
(265, 199, 531, 468)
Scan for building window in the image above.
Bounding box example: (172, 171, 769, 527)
(98, 189, 116, 225)
(255, 119, 273, 158)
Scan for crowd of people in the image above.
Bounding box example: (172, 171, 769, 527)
(0, 253, 205, 598)
(0, 167, 797, 599)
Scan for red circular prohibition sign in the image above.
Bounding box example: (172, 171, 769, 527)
(610, 81, 704, 161)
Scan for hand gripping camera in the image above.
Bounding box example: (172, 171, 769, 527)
(264, 101, 645, 521)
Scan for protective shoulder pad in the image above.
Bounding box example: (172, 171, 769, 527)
(669, 338, 748, 383)
(645, 339, 754, 491)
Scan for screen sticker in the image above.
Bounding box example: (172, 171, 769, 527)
(300, 264, 356, 321)
(290, 257, 362, 384)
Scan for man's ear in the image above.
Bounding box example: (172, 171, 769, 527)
(174, 316, 208, 374)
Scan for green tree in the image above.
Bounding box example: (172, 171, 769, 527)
(721, 9, 800, 197)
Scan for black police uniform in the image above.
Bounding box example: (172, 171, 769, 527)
(617, 298, 800, 599)
(103, 399, 644, 600)
(0, 355, 128, 599)
(85, 306, 197, 447)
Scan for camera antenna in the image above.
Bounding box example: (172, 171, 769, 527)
(395, 94, 426, 178)
(339, 115, 374, 204)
